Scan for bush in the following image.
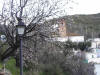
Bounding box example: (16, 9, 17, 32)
(40, 64, 64, 75)
(78, 42, 91, 51)
(61, 55, 95, 75)
(65, 41, 91, 51)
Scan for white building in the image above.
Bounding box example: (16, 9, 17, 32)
(85, 38, 100, 63)
(48, 19, 84, 43)
(90, 38, 100, 49)
(51, 36, 84, 42)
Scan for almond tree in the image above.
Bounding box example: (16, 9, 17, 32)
(0, 0, 68, 64)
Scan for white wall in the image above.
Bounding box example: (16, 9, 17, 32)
(69, 36, 84, 42)
(91, 38, 100, 48)
(85, 53, 97, 60)
(52, 36, 84, 42)
(91, 42, 97, 48)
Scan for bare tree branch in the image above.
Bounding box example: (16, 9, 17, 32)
(0, 0, 68, 61)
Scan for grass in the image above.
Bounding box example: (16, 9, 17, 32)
(0, 63, 3, 68)
(0, 58, 33, 75)
(0, 58, 66, 75)
(0, 58, 20, 75)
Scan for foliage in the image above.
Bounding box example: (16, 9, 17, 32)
(0, 39, 9, 62)
(66, 13, 100, 38)
(65, 41, 79, 49)
(0, 51, 95, 75)
(0, 63, 3, 68)
(65, 40, 75, 48)
(78, 42, 91, 51)
(40, 64, 64, 75)
(64, 41, 91, 51)
(38, 55, 95, 75)
(62, 56, 95, 75)
(3, 58, 19, 75)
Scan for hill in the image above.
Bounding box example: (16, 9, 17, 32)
(63, 13, 100, 39)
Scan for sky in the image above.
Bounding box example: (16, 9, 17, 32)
(0, 0, 100, 15)
(67, 0, 100, 15)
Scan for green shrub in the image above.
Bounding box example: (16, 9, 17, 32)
(0, 58, 20, 75)
(40, 64, 65, 75)
(5, 58, 20, 75)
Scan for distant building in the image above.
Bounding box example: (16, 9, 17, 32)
(50, 36, 84, 42)
(50, 19, 84, 42)
(87, 38, 100, 56)
(58, 19, 67, 37)
(90, 38, 100, 48)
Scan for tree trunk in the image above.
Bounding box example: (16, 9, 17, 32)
(15, 55, 20, 67)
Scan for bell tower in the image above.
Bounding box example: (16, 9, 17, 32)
(58, 19, 67, 37)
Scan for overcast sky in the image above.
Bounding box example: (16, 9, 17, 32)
(0, 0, 100, 15)
(67, 0, 100, 15)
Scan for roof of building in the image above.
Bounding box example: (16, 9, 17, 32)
(66, 33, 80, 36)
